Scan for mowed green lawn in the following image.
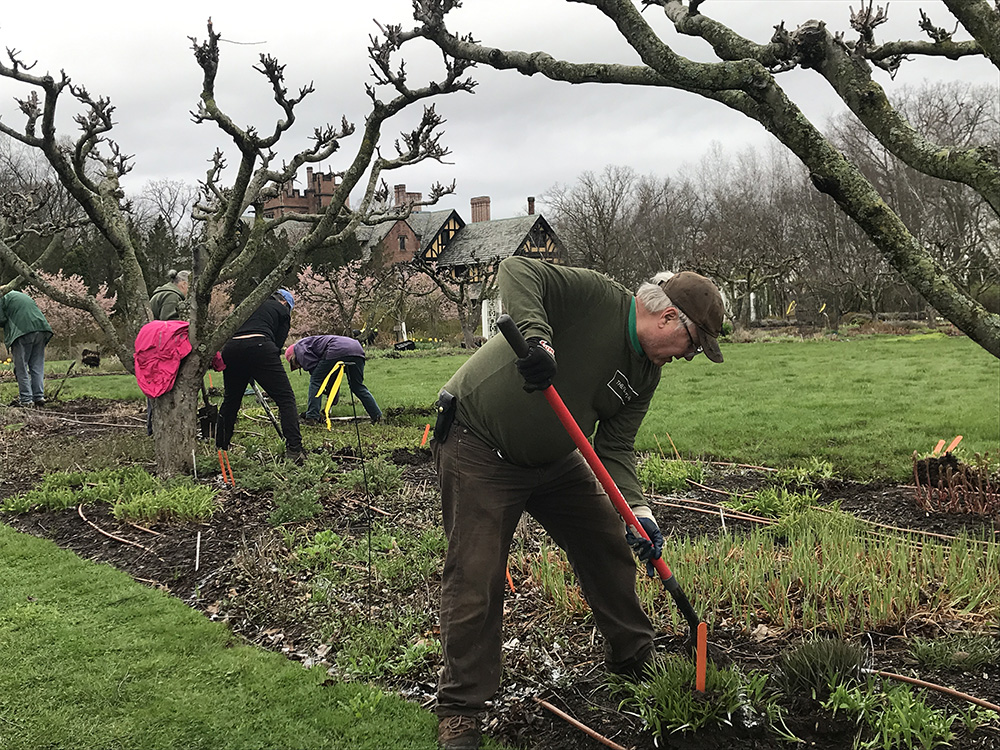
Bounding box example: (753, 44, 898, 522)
(3, 332, 997, 479)
(639, 332, 999, 478)
(0, 525, 441, 750)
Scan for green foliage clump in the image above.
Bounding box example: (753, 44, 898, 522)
(337, 456, 403, 495)
(269, 487, 323, 526)
(775, 457, 835, 487)
(611, 655, 769, 737)
(774, 639, 865, 701)
(290, 529, 346, 570)
(332, 614, 438, 678)
(2, 466, 216, 523)
(824, 682, 963, 750)
(909, 634, 1000, 671)
(638, 455, 703, 493)
(112, 485, 218, 524)
(724, 486, 819, 518)
(290, 523, 445, 589)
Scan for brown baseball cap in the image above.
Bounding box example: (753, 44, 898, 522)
(659, 272, 725, 363)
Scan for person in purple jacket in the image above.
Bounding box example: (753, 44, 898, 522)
(285, 334, 383, 424)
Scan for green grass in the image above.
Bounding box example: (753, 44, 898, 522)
(0, 524, 440, 750)
(638, 333, 999, 479)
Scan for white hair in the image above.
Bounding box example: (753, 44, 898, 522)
(635, 273, 688, 323)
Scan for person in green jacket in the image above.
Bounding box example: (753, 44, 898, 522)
(149, 270, 190, 321)
(431, 256, 725, 750)
(0, 290, 54, 407)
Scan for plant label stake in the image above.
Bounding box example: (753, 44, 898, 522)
(496, 315, 702, 639)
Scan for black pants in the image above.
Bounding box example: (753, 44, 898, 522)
(217, 337, 302, 453)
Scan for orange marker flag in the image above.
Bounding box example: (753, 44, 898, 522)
(945, 435, 963, 453)
(932, 440, 946, 456)
(421, 423, 431, 447)
(695, 621, 708, 693)
(505, 565, 516, 593)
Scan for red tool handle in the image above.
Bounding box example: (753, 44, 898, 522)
(496, 315, 700, 633)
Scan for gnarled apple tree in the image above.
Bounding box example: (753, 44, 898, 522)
(0, 20, 473, 473)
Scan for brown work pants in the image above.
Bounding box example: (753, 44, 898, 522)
(433, 423, 655, 717)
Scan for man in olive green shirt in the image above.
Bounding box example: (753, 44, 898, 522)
(432, 256, 724, 750)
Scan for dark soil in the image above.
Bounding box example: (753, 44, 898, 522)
(2, 398, 999, 750)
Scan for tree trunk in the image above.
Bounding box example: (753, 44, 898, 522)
(150, 366, 202, 477)
(452, 294, 478, 349)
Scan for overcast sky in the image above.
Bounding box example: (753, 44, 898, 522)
(2, 1, 996, 221)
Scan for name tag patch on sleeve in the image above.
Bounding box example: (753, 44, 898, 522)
(607, 370, 638, 405)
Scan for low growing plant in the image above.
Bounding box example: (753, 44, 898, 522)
(611, 654, 771, 738)
(824, 682, 958, 750)
(775, 457, 836, 487)
(269, 487, 323, 526)
(774, 638, 866, 701)
(337, 456, 403, 495)
(638, 455, 703, 493)
(330, 613, 434, 678)
(909, 634, 1000, 671)
(2, 467, 216, 523)
(724, 486, 819, 518)
(112, 484, 218, 523)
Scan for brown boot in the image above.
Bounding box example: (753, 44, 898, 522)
(437, 715, 481, 749)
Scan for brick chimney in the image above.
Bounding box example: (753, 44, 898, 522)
(527, 197, 535, 215)
(471, 196, 491, 223)
(306, 167, 314, 187)
(394, 184, 407, 207)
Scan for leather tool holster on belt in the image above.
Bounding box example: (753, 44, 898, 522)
(433, 389, 457, 443)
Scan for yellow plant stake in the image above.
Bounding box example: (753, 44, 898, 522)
(316, 362, 346, 430)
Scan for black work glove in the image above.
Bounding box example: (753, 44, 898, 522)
(515, 337, 556, 392)
(625, 515, 664, 578)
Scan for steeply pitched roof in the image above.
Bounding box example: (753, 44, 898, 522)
(407, 209, 463, 256)
(354, 219, 398, 256)
(435, 215, 549, 267)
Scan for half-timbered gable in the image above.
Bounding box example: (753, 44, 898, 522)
(434, 215, 567, 281)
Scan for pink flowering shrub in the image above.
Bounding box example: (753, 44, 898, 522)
(29, 272, 117, 349)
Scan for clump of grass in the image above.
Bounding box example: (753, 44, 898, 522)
(638, 510, 1000, 637)
(909, 634, 1000, 671)
(112, 485, 218, 523)
(331, 614, 436, 678)
(775, 457, 835, 487)
(610, 654, 770, 737)
(774, 639, 865, 701)
(2, 466, 218, 523)
(638, 455, 703, 493)
(724, 486, 819, 518)
(511, 539, 589, 616)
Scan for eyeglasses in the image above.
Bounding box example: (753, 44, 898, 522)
(683, 323, 703, 356)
